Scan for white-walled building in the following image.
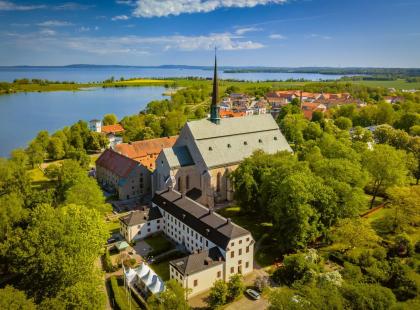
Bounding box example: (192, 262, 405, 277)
(152, 188, 254, 298)
(120, 207, 163, 242)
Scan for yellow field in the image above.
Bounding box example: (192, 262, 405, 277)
(114, 79, 171, 84)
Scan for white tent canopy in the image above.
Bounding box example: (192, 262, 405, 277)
(124, 263, 165, 295)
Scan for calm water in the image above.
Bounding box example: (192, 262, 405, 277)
(0, 67, 347, 83)
(0, 87, 166, 157)
(0, 67, 350, 157)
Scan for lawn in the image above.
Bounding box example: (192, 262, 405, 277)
(106, 219, 121, 236)
(144, 234, 173, 254)
(149, 251, 186, 281)
(217, 206, 272, 240)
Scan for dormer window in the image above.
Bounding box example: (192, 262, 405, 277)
(244, 141, 248, 145)
(209, 147, 213, 151)
(227, 144, 231, 148)
(258, 139, 263, 143)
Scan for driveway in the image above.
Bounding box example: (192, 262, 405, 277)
(225, 295, 268, 310)
(133, 240, 152, 257)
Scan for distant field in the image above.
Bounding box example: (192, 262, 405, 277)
(344, 79, 420, 89)
(114, 79, 171, 84)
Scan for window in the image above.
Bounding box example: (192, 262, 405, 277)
(200, 236, 202, 242)
(239, 249, 242, 255)
(157, 220, 160, 224)
(178, 177, 182, 191)
(206, 240, 208, 247)
(246, 262, 249, 268)
(231, 242, 235, 247)
(239, 240, 242, 244)
(230, 267, 234, 274)
(246, 237, 250, 242)
(274, 136, 278, 140)
(227, 143, 231, 148)
(217, 271, 221, 278)
(243, 141, 248, 145)
(147, 228, 151, 233)
(186, 175, 190, 190)
(217, 172, 222, 193)
(238, 260, 242, 265)
(137, 225, 141, 229)
(258, 139, 262, 143)
(147, 222, 150, 226)
(194, 279, 198, 287)
(246, 246, 249, 253)
(209, 147, 213, 151)
(231, 251, 234, 258)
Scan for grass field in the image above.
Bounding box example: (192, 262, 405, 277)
(144, 234, 173, 253)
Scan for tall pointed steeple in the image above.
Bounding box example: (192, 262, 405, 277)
(210, 48, 221, 125)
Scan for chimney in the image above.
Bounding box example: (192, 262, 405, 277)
(226, 218, 231, 224)
(208, 207, 214, 215)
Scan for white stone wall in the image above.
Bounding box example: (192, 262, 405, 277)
(121, 218, 163, 242)
(223, 235, 254, 280)
(170, 263, 224, 298)
(156, 206, 217, 253)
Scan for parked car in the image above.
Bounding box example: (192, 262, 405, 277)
(107, 238, 116, 244)
(245, 288, 261, 300)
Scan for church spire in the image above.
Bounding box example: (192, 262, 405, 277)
(210, 48, 221, 125)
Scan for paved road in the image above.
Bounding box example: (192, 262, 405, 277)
(225, 295, 268, 310)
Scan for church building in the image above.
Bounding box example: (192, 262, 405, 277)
(152, 55, 292, 208)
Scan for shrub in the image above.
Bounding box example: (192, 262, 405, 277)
(340, 262, 363, 283)
(272, 253, 318, 286)
(109, 276, 132, 310)
(208, 280, 228, 308)
(254, 275, 270, 292)
(227, 274, 244, 300)
(103, 249, 116, 272)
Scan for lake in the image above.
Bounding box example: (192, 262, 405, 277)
(0, 66, 350, 157)
(0, 66, 348, 83)
(0, 87, 166, 157)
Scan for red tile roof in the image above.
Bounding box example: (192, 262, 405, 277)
(114, 136, 178, 169)
(219, 110, 246, 118)
(101, 124, 125, 134)
(96, 149, 138, 178)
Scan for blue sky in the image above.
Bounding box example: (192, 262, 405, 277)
(0, 0, 419, 67)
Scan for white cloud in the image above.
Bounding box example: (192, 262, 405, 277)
(269, 33, 286, 39)
(133, 0, 288, 18)
(39, 29, 56, 36)
(235, 27, 262, 35)
(112, 15, 130, 21)
(3, 31, 264, 56)
(37, 20, 73, 27)
(0, 0, 46, 11)
(306, 33, 332, 40)
(116, 0, 136, 6)
(53, 2, 94, 10)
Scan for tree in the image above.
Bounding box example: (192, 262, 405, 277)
(26, 140, 45, 168)
(148, 279, 190, 310)
(334, 117, 353, 130)
(65, 177, 111, 213)
(8, 204, 107, 302)
(331, 218, 379, 253)
(341, 283, 396, 310)
(362, 144, 410, 208)
(383, 186, 420, 233)
(0, 286, 36, 310)
(102, 113, 118, 125)
(47, 136, 65, 160)
(0, 193, 26, 242)
(227, 274, 244, 300)
(272, 253, 318, 286)
(208, 280, 228, 308)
